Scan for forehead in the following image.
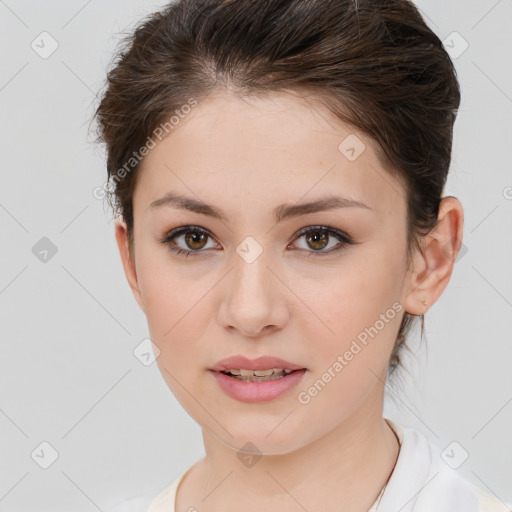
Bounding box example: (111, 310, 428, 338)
(135, 89, 406, 220)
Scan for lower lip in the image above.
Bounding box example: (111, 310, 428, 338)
(209, 369, 307, 403)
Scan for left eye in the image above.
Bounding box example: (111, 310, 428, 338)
(290, 225, 353, 256)
(157, 225, 353, 258)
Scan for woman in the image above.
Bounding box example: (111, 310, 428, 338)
(94, 0, 510, 510)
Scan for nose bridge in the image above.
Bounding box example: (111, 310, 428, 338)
(219, 237, 288, 336)
(232, 241, 274, 308)
(233, 232, 274, 290)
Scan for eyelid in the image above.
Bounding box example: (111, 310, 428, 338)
(157, 224, 354, 257)
(291, 225, 351, 244)
(288, 225, 353, 256)
(157, 225, 219, 255)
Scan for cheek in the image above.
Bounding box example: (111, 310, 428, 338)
(296, 248, 404, 366)
(135, 251, 220, 376)
(135, 250, 194, 342)
(293, 259, 403, 418)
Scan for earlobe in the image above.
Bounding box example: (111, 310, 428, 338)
(404, 196, 464, 316)
(114, 216, 145, 313)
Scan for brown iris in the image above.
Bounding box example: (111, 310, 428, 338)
(185, 230, 208, 250)
(305, 229, 329, 251)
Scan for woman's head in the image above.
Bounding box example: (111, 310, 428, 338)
(93, 0, 463, 452)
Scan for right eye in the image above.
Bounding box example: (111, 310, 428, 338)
(157, 225, 219, 257)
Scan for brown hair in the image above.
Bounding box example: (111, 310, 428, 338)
(92, 0, 461, 380)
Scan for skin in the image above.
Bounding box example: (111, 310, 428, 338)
(115, 89, 464, 511)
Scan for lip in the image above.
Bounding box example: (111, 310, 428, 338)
(210, 368, 307, 403)
(210, 355, 306, 372)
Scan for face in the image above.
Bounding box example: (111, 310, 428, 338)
(116, 89, 420, 455)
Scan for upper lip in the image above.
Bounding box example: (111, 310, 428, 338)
(210, 355, 306, 372)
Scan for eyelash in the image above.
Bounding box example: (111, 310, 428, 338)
(156, 225, 354, 258)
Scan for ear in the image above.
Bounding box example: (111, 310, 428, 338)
(404, 196, 464, 315)
(114, 216, 145, 313)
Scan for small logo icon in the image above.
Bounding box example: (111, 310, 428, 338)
(237, 442, 262, 468)
(338, 134, 366, 161)
(502, 186, 512, 200)
(236, 236, 263, 264)
(442, 239, 468, 263)
(32, 237, 58, 263)
(133, 338, 161, 366)
(31, 31, 59, 59)
(441, 441, 469, 469)
(31, 441, 59, 469)
(442, 31, 469, 59)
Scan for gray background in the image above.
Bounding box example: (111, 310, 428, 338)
(0, 0, 511, 510)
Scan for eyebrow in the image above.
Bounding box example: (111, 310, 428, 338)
(148, 191, 372, 223)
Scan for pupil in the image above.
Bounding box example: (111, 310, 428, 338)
(186, 231, 207, 249)
(307, 230, 328, 250)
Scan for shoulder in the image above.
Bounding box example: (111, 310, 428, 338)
(144, 465, 194, 512)
(108, 460, 199, 512)
(471, 485, 512, 512)
(144, 478, 180, 512)
(383, 419, 510, 512)
(105, 471, 186, 512)
(105, 487, 162, 512)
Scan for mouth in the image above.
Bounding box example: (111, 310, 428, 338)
(219, 368, 299, 382)
(209, 355, 307, 402)
(209, 367, 308, 403)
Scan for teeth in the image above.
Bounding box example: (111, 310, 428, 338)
(253, 369, 274, 377)
(222, 368, 297, 381)
(224, 368, 295, 376)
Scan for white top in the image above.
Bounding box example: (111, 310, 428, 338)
(110, 420, 511, 512)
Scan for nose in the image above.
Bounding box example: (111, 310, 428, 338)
(217, 248, 290, 338)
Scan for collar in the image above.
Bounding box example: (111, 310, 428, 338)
(379, 419, 479, 512)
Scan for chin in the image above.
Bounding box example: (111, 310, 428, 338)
(210, 417, 310, 455)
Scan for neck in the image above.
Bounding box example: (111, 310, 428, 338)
(178, 393, 400, 512)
